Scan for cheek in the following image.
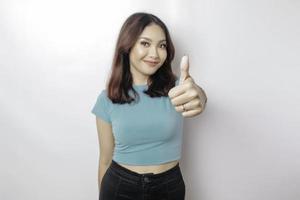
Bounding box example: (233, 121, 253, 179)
(135, 47, 147, 58)
(159, 50, 167, 61)
(130, 46, 146, 61)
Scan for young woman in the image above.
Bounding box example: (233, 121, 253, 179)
(92, 12, 207, 200)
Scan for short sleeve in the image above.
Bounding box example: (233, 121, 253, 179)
(91, 90, 112, 123)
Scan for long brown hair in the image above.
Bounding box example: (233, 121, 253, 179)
(106, 12, 177, 104)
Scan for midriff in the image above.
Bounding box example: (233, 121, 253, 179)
(117, 160, 179, 174)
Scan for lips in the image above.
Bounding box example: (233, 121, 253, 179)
(144, 60, 159, 66)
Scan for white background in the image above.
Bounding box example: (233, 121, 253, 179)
(1, 0, 299, 199)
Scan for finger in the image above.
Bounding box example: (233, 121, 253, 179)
(174, 98, 201, 112)
(182, 108, 203, 117)
(168, 83, 188, 99)
(169, 91, 195, 106)
(179, 55, 189, 85)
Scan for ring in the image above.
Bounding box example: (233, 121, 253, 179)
(182, 104, 186, 112)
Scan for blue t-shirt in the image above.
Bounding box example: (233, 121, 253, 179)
(91, 79, 183, 165)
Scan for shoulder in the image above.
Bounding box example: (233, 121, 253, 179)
(99, 89, 113, 105)
(99, 89, 107, 97)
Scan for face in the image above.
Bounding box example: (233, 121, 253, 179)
(129, 23, 167, 85)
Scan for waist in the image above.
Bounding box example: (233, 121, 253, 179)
(108, 159, 181, 184)
(113, 159, 179, 174)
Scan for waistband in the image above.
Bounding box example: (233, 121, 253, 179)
(109, 159, 180, 183)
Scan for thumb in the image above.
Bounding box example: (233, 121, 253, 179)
(179, 55, 189, 85)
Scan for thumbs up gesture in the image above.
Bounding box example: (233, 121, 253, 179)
(168, 55, 207, 117)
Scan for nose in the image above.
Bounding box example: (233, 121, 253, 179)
(148, 46, 159, 59)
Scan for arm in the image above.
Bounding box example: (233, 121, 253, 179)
(95, 117, 115, 191)
(98, 160, 112, 191)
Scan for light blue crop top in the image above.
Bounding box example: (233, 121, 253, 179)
(91, 79, 183, 165)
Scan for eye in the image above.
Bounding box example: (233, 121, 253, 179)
(160, 43, 167, 49)
(141, 41, 150, 47)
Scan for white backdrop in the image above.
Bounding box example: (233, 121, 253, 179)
(1, 0, 300, 200)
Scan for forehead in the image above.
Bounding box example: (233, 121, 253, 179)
(138, 24, 166, 42)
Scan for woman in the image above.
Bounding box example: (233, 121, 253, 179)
(92, 12, 207, 200)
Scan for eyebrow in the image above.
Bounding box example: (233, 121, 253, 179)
(139, 37, 166, 42)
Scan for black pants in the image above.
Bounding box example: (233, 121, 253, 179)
(99, 160, 185, 200)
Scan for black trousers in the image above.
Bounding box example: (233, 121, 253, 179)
(99, 159, 185, 200)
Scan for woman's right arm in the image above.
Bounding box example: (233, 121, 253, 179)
(95, 117, 115, 191)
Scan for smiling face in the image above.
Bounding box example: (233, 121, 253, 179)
(129, 23, 167, 85)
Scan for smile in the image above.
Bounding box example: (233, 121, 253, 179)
(144, 60, 159, 67)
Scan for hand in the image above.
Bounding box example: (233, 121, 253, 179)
(168, 55, 207, 118)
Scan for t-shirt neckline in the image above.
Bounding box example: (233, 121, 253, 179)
(132, 84, 148, 90)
